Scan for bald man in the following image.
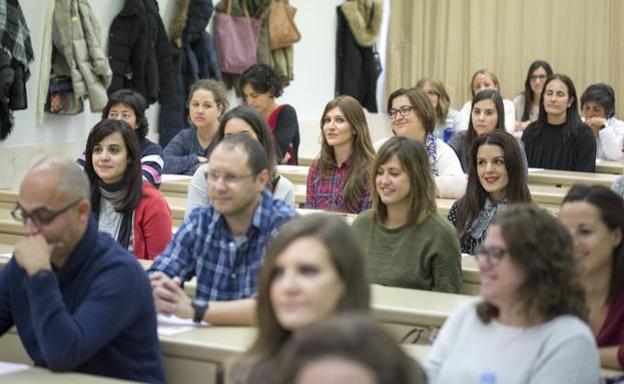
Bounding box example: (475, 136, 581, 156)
(0, 157, 164, 382)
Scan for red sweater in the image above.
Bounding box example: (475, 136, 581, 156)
(597, 291, 624, 369)
(131, 183, 172, 260)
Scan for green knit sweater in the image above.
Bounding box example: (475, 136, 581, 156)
(351, 210, 462, 293)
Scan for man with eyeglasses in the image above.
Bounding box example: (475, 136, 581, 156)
(0, 156, 164, 382)
(149, 134, 296, 325)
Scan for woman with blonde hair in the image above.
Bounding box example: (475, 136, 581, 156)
(415, 77, 459, 141)
(352, 136, 462, 292)
(305, 95, 375, 213)
(454, 69, 516, 134)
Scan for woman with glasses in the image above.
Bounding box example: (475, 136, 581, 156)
(425, 204, 600, 383)
(77, 89, 164, 188)
(186, 105, 295, 215)
(231, 214, 370, 383)
(415, 77, 459, 142)
(83, 119, 172, 260)
(352, 136, 462, 292)
(448, 131, 532, 255)
(163, 79, 229, 175)
(559, 185, 624, 370)
(376, 87, 465, 199)
(513, 60, 554, 132)
(453, 69, 516, 134)
(522, 74, 596, 172)
(305, 96, 375, 213)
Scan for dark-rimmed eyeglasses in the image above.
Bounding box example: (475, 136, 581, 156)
(11, 199, 82, 227)
(388, 106, 413, 119)
(473, 245, 507, 266)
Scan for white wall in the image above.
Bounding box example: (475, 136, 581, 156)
(0, 0, 391, 188)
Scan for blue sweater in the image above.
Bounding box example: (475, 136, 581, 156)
(0, 218, 164, 383)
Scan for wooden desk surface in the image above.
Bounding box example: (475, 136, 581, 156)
(528, 168, 618, 188)
(371, 284, 474, 327)
(0, 364, 136, 383)
(159, 326, 255, 363)
(596, 159, 624, 175)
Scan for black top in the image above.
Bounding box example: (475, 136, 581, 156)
(521, 120, 596, 172)
(274, 105, 300, 164)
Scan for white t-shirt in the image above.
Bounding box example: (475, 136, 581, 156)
(424, 300, 600, 384)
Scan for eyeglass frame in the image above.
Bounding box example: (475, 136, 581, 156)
(11, 198, 83, 227)
(388, 106, 414, 119)
(204, 170, 255, 186)
(473, 245, 508, 266)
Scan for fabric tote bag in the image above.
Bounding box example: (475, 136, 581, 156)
(213, 0, 261, 74)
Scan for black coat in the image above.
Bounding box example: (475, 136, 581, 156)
(108, 0, 175, 106)
(335, 5, 378, 113)
(158, 0, 220, 148)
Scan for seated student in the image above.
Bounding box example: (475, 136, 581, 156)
(425, 204, 600, 384)
(581, 83, 624, 161)
(449, 89, 506, 172)
(241, 64, 300, 165)
(559, 185, 624, 370)
(448, 131, 532, 255)
(352, 136, 461, 293)
(150, 134, 296, 325)
(376, 88, 466, 198)
(4, 157, 164, 382)
(522, 74, 597, 172)
(163, 79, 229, 175)
(78, 89, 164, 188)
(274, 314, 427, 384)
(453, 69, 516, 134)
(187, 105, 295, 215)
(513, 60, 553, 132)
(415, 77, 459, 141)
(83, 119, 172, 260)
(231, 214, 370, 383)
(306, 95, 375, 213)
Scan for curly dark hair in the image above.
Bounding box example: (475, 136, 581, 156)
(240, 64, 284, 98)
(476, 204, 588, 324)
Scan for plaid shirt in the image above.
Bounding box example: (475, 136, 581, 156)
(150, 190, 296, 301)
(305, 158, 371, 214)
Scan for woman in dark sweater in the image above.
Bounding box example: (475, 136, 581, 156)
(241, 64, 300, 164)
(521, 74, 596, 172)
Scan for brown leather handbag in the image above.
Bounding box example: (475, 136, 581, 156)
(268, 0, 301, 50)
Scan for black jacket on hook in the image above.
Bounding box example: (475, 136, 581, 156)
(108, 0, 175, 106)
(335, 5, 378, 113)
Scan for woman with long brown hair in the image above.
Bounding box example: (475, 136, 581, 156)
(230, 214, 370, 383)
(305, 95, 375, 213)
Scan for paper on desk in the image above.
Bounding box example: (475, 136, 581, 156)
(157, 314, 207, 336)
(0, 361, 29, 376)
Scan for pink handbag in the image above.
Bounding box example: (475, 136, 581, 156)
(213, 0, 262, 74)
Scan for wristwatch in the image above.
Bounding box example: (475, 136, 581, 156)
(191, 299, 209, 324)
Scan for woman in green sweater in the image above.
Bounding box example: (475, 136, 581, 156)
(351, 136, 462, 293)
